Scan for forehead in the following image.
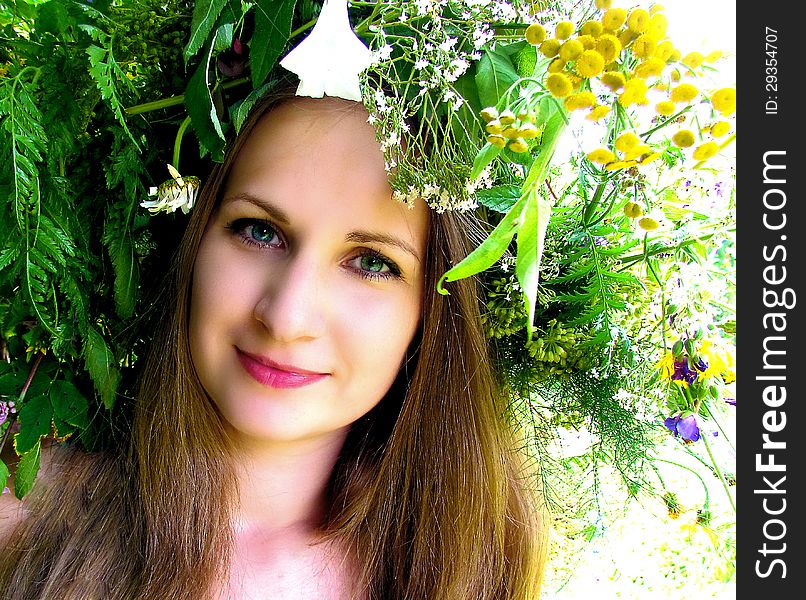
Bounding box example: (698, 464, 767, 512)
(221, 97, 429, 247)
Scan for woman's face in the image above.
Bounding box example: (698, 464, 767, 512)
(189, 98, 429, 446)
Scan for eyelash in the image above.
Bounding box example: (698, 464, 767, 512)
(225, 218, 403, 281)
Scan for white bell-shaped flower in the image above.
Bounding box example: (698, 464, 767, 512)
(279, 0, 373, 102)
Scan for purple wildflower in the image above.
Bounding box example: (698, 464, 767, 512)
(724, 398, 736, 406)
(671, 359, 698, 385)
(664, 414, 701, 442)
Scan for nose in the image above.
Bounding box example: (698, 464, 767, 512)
(252, 254, 327, 343)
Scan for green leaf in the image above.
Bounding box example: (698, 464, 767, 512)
(83, 326, 121, 410)
(232, 80, 277, 133)
(515, 190, 552, 341)
(475, 45, 520, 109)
(14, 393, 52, 455)
(470, 142, 502, 180)
(184, 0, 227, 61)
(50, 379, 90, 429)
(477, 184, 521, 213)
(108, 235, 138, 319)
(0, 459, 8, 493)
(437, 195, 528, 294)
(251, 0, 297, 88)
(14, 442, 41, 500)
(39, 0, 74, 37)
(185, 46, 226, 161)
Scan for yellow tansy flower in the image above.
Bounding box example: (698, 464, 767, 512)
(655, 100, 676, 115)
(577, 34, 597, 50)
(699, 340, 736, 383)
(587, 148, 616, 164)
(595, 0, 613, 9)
(647, 13, 668, 39)
(710, 121, 731, 137)
(587, 104, 611, 121)
(556, 21, 575, 40)
(575, 49, 605, 78)
(619, 78, 649, 106)
(656, 352, 675, 379)
(601, 8, 627, 31)
(605, 160, 629, 171)
(692, 141, 719, 161)
(595, 34, 622, 63)
(508, 138, 529, 153)
(654, 40, 676, 62)
(668, 48, 681, 62)
(580, 20, 603, 37)
(627, 8, 650, 34)
(670, 83, 698, 103)
(623, 201, 644, 218)
(539, 38, 561, 58)
(638, 216, 660, 230)
(548, 58, 566, 73)
(618, 28, 637, 47)
(638, 152, 661, 165)
(634, 57, 665, 79)
(546, 72, 573, 97)
(682, 51, 704, 69)
(564, 91, 597, 111)
(615, 132, 640, 152)
(624, 144, 651, 161)
(705, 50, 723, 63)
(525, 23, 547, 45)
(631, 34, 658, 59)
(650, 4, 666, 15)
(601, 70, 626, 92)
(487, 134, 507, 148)
(711, 87, 736, 115)
(672, 129, 695, 148)
(559, 39, 584, 62)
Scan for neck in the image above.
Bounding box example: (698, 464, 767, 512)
(229, 427, 349, 536)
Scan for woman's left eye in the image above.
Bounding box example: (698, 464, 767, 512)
(348, 251, 401, 280)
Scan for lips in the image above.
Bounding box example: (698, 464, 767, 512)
(236, 348, 329, 389)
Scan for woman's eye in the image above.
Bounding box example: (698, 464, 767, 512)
(227, 219, 282, 248)
(349, 251, 401, 280)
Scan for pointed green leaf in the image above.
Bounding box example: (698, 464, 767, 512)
(185, 0, 227, 61)
(185, 48, 226, 161)
(437, 195, 527, 294)
(477, 184, 521, 213)
(108, 235, 138, 319)
(0, 459, 8, 493)
(470, 142, 502, 180)
(475, 46, 520, 109)
(50, 380, 90, 429)
(251, 0, 297, 88)
(14, 442, 41, 499)
(14, 393, 52, 455)
(515, 190, 552, 341)
(83, 327, 121, 410)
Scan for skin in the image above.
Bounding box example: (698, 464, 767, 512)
(188, 97, 429, 598)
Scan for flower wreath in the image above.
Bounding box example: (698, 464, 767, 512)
(1, 0, 735, 548)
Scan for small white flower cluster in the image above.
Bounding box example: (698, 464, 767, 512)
(393, 182, 479, 213)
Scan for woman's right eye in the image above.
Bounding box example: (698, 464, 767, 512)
(226, 218, 283, 249)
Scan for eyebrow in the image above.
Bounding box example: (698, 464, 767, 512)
(222, 192, 422, 261)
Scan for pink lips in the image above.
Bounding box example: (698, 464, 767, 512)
(236, 349, 328, 389)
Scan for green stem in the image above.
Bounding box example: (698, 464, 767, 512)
(124, 77, 249, 116)
(701, 431, 736, 513)
(582, 182, 607, 225)
(172, 116, 192, 169)
(653, 457, 710, 509)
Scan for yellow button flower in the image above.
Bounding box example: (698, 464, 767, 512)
(548, 58, 566, 73)
(539, 38, 561, 58)
(546, 72, 573, 97)
(710, 121, 731, 137)
(670, 83, 699, 103)
(618, 28, 636, 48)
(564, 91, 597, 111)
(525, 23, 547, 45)
(638, 152, 661, 165)
(595, 34, 622, 62)
(647, 13, 668, 39)
(627, 8, 650, 33)
(575, 49, 605, 78)
(655, 101, 676, 115)
(576, 34, 596, 50)
(631, 34, 657, 59)
(672, 129, 695, 148)
(508, 138, 529, 153)
(580, 20, 603, 37)
(595, 0, 613, 8)
(638, 216, 660, 230)
(487, 134, 507, 148)
(682, 51, 704, 69)
(711, 87, 736, 115)
(654, 40, 676, 62)
(560, 39, 584, 62)
(619, 78, 649, 106)
(587, 104, 611, 121)
(650, 4, 666, 15)
(605, 160, 629, 171)
(623, 201, 644, 218)
(692, 141, 719, 161)
(634, 57, 665, 79)
(587, 148, 616, 164)
(705, 50, 723, 63)
(615, 131, 640, 152)
(624, 144, 651, 161)
(601, 70, 626, 92)
(601, 8, 627, 31)
(556, 21, 575, 40)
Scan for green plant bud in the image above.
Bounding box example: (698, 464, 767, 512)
(693, 328, 704, 340)
(487, 134, 507, 148)
(672, 339, 684, 356)
(485, 119, 503, 134)
(499, 109, 517, 125)
(667, 303, 677, 314)
(684, 339, 696, 356)
(508, 138, 529, 153)
(708, 385, 720, 399)
(480, 106, 499, 122)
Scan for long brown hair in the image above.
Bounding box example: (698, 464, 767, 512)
(0, 88, 547, 599)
